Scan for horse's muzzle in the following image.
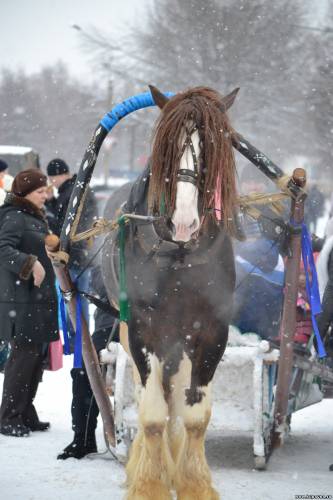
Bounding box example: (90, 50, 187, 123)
(171, 219, 200, 242)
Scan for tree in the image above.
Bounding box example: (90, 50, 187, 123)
(77, 0, 323, 173)
(0, 63, 105, 171)
(306, 9, 333, 181)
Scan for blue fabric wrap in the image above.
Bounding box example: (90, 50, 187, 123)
(301, 223, 326, 358)
(236, 256, 284, 286)
(74, 293, 83, 368)
(60, 296, 71, 355)
(100, 91, 175, 132)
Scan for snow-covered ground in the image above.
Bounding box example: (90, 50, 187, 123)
(0, 357, 332, 500)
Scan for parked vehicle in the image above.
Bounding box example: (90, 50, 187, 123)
(0, 145, 40, 176)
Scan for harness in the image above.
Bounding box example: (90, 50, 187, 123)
(119, 125, 210, 268)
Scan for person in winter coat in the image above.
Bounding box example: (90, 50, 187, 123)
(46, 158, 97, 331)
(294, 262, 314, 346)
(0, 159, 13, 206)
(232, 166, 287, 339)
(316, 216, 333, 472)
(57, 266, 119, 460)
(316, 217, 333, 356)
(0, 169, 59, 437)
(0, 160, 13, 371)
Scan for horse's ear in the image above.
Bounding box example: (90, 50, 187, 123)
(149, 84, 170, 109)
(220, 87, 240, 112)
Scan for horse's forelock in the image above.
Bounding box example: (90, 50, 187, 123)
(148, 87, 237, 234)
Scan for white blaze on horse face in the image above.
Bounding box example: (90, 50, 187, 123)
(171, 129, 200, 242)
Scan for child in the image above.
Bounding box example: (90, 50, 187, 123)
(294, 267, 312, 346)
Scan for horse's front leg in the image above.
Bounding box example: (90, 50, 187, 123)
(171, 339, 225, 500)
(175, 383, 218, 500)
(125, 354, 174, 500)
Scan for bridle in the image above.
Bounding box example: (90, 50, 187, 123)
(177, 125, 202, 188)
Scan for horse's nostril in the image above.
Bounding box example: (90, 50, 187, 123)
(190, 220, 199, 232)
(169, 220, 176, 234)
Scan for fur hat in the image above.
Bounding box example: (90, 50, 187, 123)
(47, 158, 70, 176)
(12, 169, 47, 197)
(0, 159, 8, 172)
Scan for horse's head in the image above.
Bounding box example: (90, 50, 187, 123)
(148, 85, 239, 243)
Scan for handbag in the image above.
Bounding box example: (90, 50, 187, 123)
(46, 338, 63, 371)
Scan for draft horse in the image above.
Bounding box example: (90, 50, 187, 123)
(106, 86, 239, 500)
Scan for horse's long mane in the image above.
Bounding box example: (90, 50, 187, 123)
(148, 86, 238, 234)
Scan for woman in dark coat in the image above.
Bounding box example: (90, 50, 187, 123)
(0, 169, 59, 437)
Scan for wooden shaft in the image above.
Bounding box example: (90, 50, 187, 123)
(233, 135, 306, 201)
(273, 168, 306, 447)
(45, 234, 115, 447)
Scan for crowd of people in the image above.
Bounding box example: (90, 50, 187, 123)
(0, 159, 118, 461)
(0, 160, 332, 470)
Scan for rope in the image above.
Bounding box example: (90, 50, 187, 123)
(71, 218, 119, 243)
(276, 174, 293, 194)
(68, 190, 290, 247)
(238, 192, 289, 218)
(47, 249, 70, 265)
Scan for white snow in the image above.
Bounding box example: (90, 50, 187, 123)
(0, 145, 34, 155)
(0, 356, 332, 500)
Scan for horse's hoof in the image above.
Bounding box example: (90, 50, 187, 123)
(177, 487, 220, 500)
(126, 481, 172, 500)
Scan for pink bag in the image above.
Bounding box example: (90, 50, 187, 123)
(47, 338, 63, 371)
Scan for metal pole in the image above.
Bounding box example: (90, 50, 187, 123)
(45, 234, 115, 447)
(272, 167, 307, 447)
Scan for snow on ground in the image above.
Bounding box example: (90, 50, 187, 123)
(0, 357, 332, 500)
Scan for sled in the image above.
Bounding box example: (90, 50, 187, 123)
(97, 323, 333, 468)
(47, 89, 333, 470)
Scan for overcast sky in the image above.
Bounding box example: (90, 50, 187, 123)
(1, 0, 330, 82)
(0, 0, 150, 80)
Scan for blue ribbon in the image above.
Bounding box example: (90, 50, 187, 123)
(59, 296, 71, 356)
(59, 290, 83, 367)
(73, 293, 82, 368)
(301, 223, 326, 358)
(100, 91, 175, 132)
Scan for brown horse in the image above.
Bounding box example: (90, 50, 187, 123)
(103, 86, 239, 499)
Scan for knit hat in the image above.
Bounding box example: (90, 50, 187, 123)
(12, 169, 47, 197)
(47, 158, 70, 176)
(0, 159, 8, 172)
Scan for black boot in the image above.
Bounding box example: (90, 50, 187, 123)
(27, 421, 50, 432)
(329, 464, 333, 471)
(23, 405, 50, 432)
(0, 423, 30, 437)
(57, 432, 97, 460)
